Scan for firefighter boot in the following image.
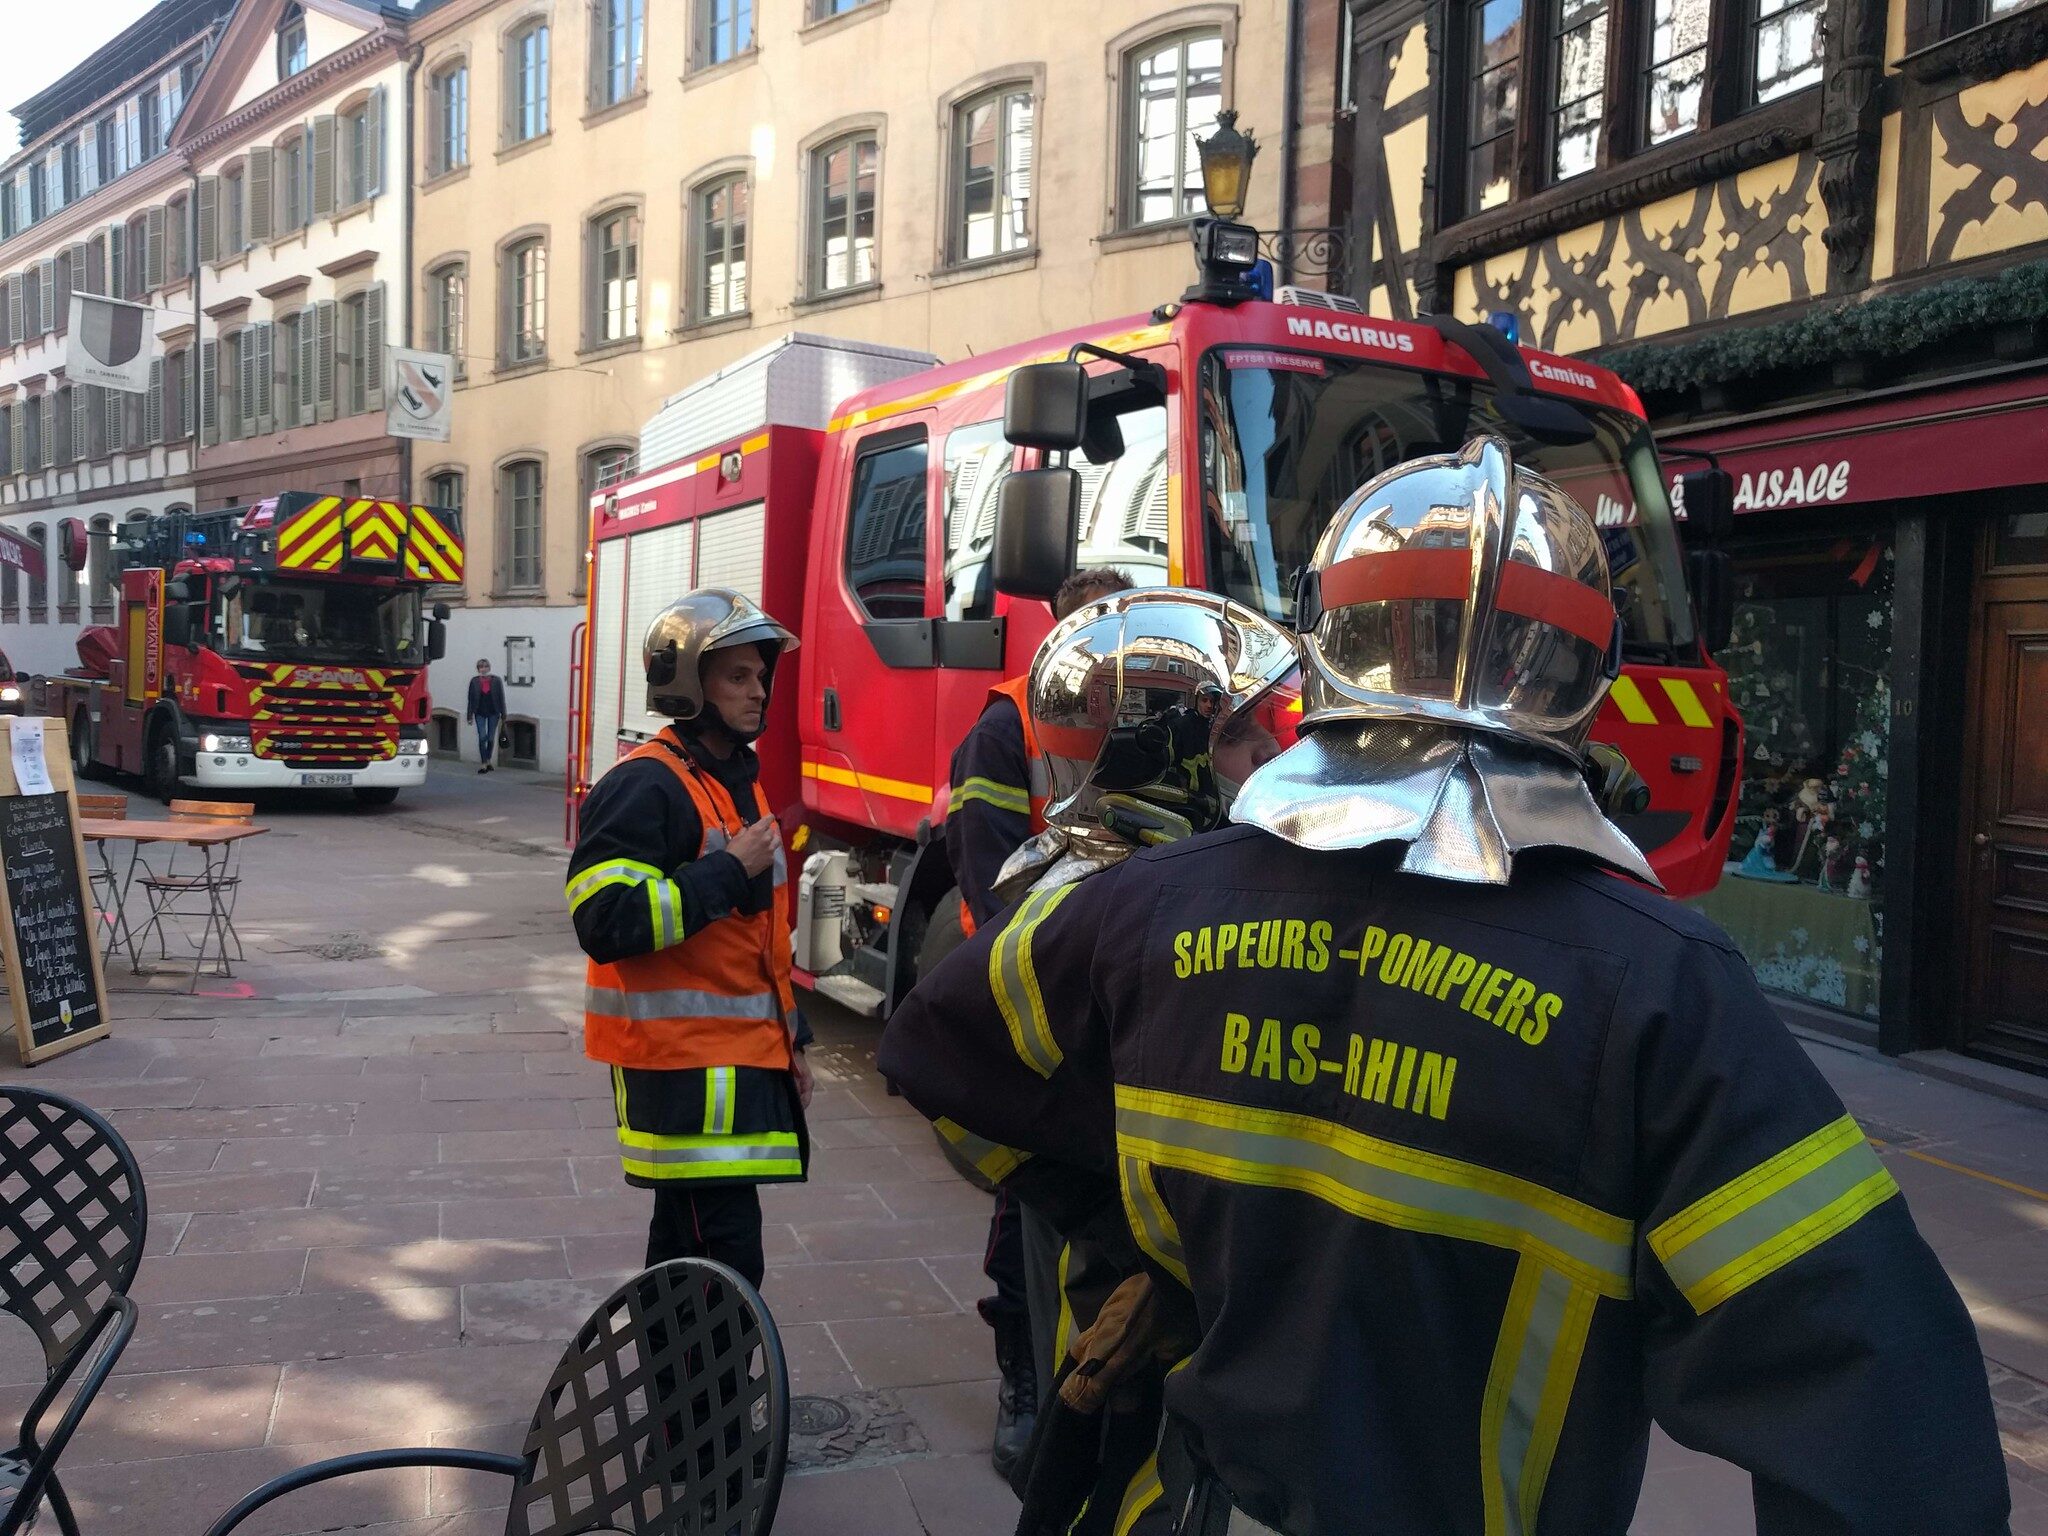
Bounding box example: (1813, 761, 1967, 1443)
(991, 1312, 1039, 1480)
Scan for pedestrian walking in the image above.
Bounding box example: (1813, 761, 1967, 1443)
(941, 564, 1131, 1477)
(466, 659, 504, 774)
(567, 589, 813, 1287)
(881, 439, 2008, 1535)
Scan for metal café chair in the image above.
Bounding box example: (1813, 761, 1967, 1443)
(0, 1088, 149, 1536)
(72, 795, 129, 962)
(202, 1258, 791, 1536)
(136, 799, 256, 987)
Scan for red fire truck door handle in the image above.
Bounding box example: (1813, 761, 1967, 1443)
(823, 689, 842, 732)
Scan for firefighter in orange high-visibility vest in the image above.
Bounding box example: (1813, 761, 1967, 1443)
(936, 566, 1132, 1480)
(568, 589, 813, 1287)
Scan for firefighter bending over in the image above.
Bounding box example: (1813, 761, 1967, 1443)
(568, 589, 814, 1288)
(881, 439, 2007, 1535)
(942, 565, 1131, 1478)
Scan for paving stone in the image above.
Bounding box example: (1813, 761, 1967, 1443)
(214, 1132, 444, 1170)
(188, 1073, 428, 1109)
(762, 1260, 964, 1326)
(362, 1050, 533, 1076)
(923, 1254, 996, 1314)
(897, 1451, 1023, 1536)
(58, 1364, 284, 1464)
(459, 1277, 617, 1343)
(419, 1073, 605, 1102)
(776, 1464, 922, 1536)
(133, 1250, 309, 1305)
(56, 1435, 429, 1536)
(869, 1179, 1003, 1220)
(121, 1289, 460, 1373)
(179, 1202, 442, 1255)
(303, 1238, 569, 1293)
(440, 1191, 650, 1241)
(252, 1033, 416, 1058)
(829, 1313, 1004, 1391)
(559, 1222, 808, 1278)
(895, 1380, 1000, 1457)
(796, 1214, 991, 1263)
(411, 1031, 575, 1055)
(19, 1076, 197, 1109)
(109, 1104, 357, 1141)
(147, 1169, 316, 1214)
(269, 1343, 568, 1444)
(127, 1137, 225, 1173)
(782, 1322, 862, 1396)
(154, 1052, 370, 1080)
(756, 1182, 892, 1225)
(311, 1160, 577, 1207)
(355, 1097, 584, 1133)
(344, 1012, 499, 1036)
(437, 1127, 621, 1161)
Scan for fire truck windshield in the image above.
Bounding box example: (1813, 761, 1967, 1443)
(216, 576, 425, 665)
(1198, 351, 1698, 663)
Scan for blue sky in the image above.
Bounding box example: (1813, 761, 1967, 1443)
(4, 0, 160, 157)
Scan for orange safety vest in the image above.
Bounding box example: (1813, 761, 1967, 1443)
(958, 677, 1051, 938)
(583, 735, 797, 1073)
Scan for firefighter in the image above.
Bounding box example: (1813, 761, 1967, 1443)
(880, 439, 2009, 1535)
(943, 565, 1133, 1478)
(568, 588, 814, 1289)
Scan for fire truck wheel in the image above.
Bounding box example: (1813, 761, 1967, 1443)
(353, 787, 402, 808)
(145, 722, 181, 804)
(71, 712, 102, 780)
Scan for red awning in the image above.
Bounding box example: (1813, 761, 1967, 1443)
(0, 525, 44, 583)
(1659, 371, 2048, 516)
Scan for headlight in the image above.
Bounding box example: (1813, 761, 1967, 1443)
(0, 685, 18, 702)
(398, 738, 429, 756)
(201, 732, 252, 752)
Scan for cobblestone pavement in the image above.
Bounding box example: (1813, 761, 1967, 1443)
(0, 768, 2043, 1534)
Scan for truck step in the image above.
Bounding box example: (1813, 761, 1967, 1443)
(810, 972, 887, 1020)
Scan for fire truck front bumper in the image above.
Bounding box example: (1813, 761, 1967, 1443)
(187, 740, 432, 791)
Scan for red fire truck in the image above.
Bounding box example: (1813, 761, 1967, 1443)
(40, 495, 463, 806)
(572, 295, 1741, 1018)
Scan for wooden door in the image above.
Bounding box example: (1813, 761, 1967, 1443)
(1961, 587, 2048, 1066)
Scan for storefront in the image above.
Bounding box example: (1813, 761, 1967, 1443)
(1663, 367, 2048, 1072)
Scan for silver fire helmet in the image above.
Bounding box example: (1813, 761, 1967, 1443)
(1028, 587, 1297, 849)
(1232, 437, 1659, 887)
(642, 588, 799, 719)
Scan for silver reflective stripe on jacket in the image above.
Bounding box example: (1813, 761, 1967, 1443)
(585, 984, 783, 1021)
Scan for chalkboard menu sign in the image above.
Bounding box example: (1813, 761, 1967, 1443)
(0, 718, 111, 1065)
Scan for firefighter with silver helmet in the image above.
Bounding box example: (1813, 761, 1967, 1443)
(567, 588, 813, 1287)
(882, 440, 2006, 1535)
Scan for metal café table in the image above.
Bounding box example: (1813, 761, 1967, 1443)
(78, 817, 270, 989)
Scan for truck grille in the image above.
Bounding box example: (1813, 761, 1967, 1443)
(234, 665, 414, 768)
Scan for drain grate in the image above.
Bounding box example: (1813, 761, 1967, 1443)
(300, 933, 390, 962)
(787, 1391, 926, 1470)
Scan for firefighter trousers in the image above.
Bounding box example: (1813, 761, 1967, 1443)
(646, 1184, 765, 1289)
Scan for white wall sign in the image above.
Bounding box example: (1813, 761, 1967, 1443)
(386, 348, 455, 442)
(505, 636, 535, 687)
(65, 294, 155, 394)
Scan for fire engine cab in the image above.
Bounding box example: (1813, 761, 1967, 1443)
(574, 294, 1742, 1018)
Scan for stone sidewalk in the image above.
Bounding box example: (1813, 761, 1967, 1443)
(0, 767, 2042, 1534)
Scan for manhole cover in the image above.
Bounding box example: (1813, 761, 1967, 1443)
(303, 933, 389, 962)
(786, 1390, 926, 1470)
(790, 1396, 851, 1434)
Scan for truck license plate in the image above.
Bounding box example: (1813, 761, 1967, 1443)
(300, 772, 354, 787)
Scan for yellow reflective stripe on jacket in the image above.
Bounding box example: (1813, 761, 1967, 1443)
(989, 883, 1078, 1078)
(935, 1116, 1032, 1183)
(645, 877, 686, 949)
(1115, 1085, 1634, 1298)
(1113, 1452, 1164, 1536)
(1479, 1254, 1599, 1536)
(703, 1066, 736, 1135)
(566, 857, 664, 913)
(954, 775, 1031, 815)
(1649, 1113, 1898, 1314)
(1119, 1154, 1190, 1287)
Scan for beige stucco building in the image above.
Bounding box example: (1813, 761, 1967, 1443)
(405, 0, 1289, 771)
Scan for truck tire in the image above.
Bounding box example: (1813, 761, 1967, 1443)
(915, 887, 999, 1193)
(145, 721, 181, 804)
(71, 711, 102, 780)
(353, 787, 401, 808)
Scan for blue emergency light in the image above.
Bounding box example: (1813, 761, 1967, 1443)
(1485, 310, 1521, 344)
(1246, 259, 1276, 302)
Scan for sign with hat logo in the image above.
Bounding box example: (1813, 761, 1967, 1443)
(65, 293, 155, 394)
(386, 347, 455, 443)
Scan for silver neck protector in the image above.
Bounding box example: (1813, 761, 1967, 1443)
(992, 826, 1136, 905)
(1230, 721, 1661, 888)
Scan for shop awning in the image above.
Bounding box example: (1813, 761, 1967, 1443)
(0, 525, 43, 583)
(1659, 371, 2048, 516)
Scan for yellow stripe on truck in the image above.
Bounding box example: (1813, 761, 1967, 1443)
(800, 759, 932, 804)
(1604, 676, 1658, 725)
(1659, 677, 1714, 729)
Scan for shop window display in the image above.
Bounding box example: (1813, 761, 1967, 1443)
(1693, 529, 1893, 1017)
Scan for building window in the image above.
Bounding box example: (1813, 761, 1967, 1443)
(696, 0, 753, 67)
(26, 523, 46, 614)
(427, 469, 464, 516)
(339, 96, 380, 207)
(126, 215, 150, 298)
(594, 0, 646, 107)
(1122, 30, 1224, 228)
(1751, 0, 1824, 104)
(167, 194, 191, 277)
(432, 61, 469, 173)
(1644, 0, 1709, 144)
(810, 0, 875, 18)
(343, 295, 371, 415)
(1466, 1, 1521, 213)
(498, 458, 544, 592)
(276, 133, 306, 232)
(1550, 1, 1609, 181)
(428, 261, 466, 374)
(508, 21, 551, 144)
(591, 208, 639, 344)
(808, 133, 878, 296)
(951, 84, 1033, 265)
(691, 175, 748, 322)
(844, 433, 928, 621)
(278, 4, 309, 78)
(222, 166, 246, 257)
(503, 238, 546, 364)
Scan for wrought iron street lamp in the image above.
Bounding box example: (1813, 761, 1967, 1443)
(1196, 110, 1259, 221)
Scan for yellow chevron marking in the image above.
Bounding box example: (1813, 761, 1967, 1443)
(1605, 676, 1659, 725)
(1659, 678, 1714, 730)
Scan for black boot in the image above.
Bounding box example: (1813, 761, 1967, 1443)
(991, 1311, 1039, 1480)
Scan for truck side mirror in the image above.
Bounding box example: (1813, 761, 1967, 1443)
(1688, 548, 1735, 655)
(165, 578, 192, 602)
(1676, 468, 1735, 545)
(163, 604, 193, 648)
(426, 619, 448, 662)
(992, 467, 1080, 600)
(432, 601, 452, 622)
(1004, 362, 1089, 452)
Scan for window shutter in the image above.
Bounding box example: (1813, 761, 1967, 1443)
(0, 277, 12, 348)
(199, 338, 218, 445)
(364, 283, 386, 410)
(196, 175, 218, 263)
(85, 385, 105, 459)
(108, 223, 126, 297)
(125, 380, 144, 449)
(310, 116, 337, 217)
(36, 261, 53, 335)
(72, 387, 91, 462)
(40, 394, 57, 467)
(366, 87, 386, 198)
(315, 300, 336, 421)
(9, 403, 24, 470)
(85, 240, 105, 296)
(336, 297, 358, 414)
(143, 207, 166, 290)
(53, 255, 72, 336)
(247, 147, 273, 242)
(79, 124, 97, 194)
(255, 323, 275, 434)
(65, 246, 86, 308)
(295, 313, 314, 424)
(147, 358, 165, 444)
(104, 380, 123, 453)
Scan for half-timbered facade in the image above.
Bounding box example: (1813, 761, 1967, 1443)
(1302, 0, 2048, 1068)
